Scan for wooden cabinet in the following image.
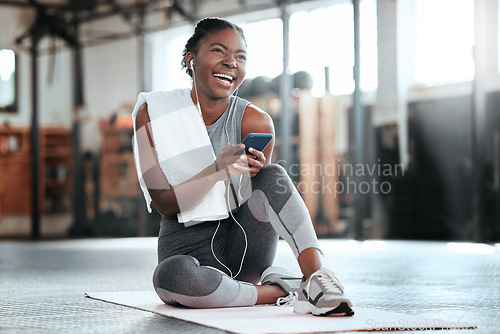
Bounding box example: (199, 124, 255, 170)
(0, 127, 73, 215)
(0, 127, 31, 214)
(40, 128, 73, 214)
(99, 126, 139, 215)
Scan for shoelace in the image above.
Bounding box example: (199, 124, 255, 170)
(276, 291, 298, 306)
(304, 267, 344, 296)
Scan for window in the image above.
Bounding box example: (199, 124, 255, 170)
(237, 1, 378, 96)
(0, 49, 17, 112)
(240, 18, 283, 80)
(289, 0, 378, 96)
(150, 25, 192, 91)
(414, 0, 475, 85)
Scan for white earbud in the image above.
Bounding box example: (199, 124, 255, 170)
(190, 59, 194, 70)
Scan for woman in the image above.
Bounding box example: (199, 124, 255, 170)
(133, 17, 353, 316)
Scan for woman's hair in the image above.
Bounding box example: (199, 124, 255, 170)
(181, 17, 246, 77)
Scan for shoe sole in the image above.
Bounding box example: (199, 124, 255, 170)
(294, 300, 355, 317)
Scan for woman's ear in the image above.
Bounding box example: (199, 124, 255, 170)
(186, 53, 195, 70)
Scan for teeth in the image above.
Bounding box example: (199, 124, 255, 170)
(214, 73, 233, 81)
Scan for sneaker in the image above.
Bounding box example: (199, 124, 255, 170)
(293, 267, 354, 316)
(261, 266, 302, 294)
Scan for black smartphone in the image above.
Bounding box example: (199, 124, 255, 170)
(235, 133, 273, 155)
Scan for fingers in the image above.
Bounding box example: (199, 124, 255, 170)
(243, 148, 266, 178)
(226, 161, 251, 178)
(220, 145, 266, 178)
(246, 147, 266, 168)
(245, 157, 262, 170)
(226, 146, 250, 178)
(248, 147, 265, 161)
(229, 144, 245, 156)
(227, 158, 262, 178)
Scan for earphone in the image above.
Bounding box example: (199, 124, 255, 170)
(191, 58, 202, 120)
(191, 57, 248, 279)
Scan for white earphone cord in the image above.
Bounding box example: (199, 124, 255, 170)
(192, 60, 248, 279)
(210, 185, 248, 279)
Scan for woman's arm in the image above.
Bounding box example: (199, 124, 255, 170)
(240, 104, 275, 177)
(135, 104, 246, 217)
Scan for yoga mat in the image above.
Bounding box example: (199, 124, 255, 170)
(86, 291, 476, 333)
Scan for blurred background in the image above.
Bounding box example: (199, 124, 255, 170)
(0, 0, 498, 242)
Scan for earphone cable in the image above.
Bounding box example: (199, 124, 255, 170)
(227, 182, 248, 279)
(210, 219, 234, 277)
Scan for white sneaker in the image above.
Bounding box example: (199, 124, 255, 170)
(293, 267, 354, 316)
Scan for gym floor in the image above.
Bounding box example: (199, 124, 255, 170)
(1, 237, 499, 333)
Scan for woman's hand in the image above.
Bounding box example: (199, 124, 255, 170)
(215, 144, 251, 180)
(245, 147, 266, 178)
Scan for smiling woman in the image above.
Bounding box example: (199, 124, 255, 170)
(132, 17, 353, 317)
(182, 21, 247, 106)
(188, 29, 247, 107)
(0, 49, 17, 112)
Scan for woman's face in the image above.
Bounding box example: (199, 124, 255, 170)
(190, 29, 247, 100)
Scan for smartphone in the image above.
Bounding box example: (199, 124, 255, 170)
(235, 133, 273, 155)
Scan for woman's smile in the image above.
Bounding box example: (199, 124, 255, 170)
(213, 72, 236, 87)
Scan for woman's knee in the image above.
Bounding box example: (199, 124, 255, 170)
(153, 255, 224, 304)
(153, 255, 196, 289)
(259, 163, 287, 178)
(253, 163, 293, 192)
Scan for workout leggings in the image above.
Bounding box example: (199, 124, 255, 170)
(153, 163, 321, 308)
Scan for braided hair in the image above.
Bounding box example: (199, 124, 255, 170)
(181, 17, 246, 77)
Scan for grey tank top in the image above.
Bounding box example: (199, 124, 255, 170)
(205, 95, 251, 155)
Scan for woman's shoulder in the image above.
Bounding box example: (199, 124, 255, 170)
(241, 103, 274, 133)
(243, 103, 271, 120)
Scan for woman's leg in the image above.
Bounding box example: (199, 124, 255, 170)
(154, 217, 283, 308)
(207, 164, 324, 305)
(227, 163, 353, 316)
(153, 254, 258, 308)
(224, 164, 323, 277)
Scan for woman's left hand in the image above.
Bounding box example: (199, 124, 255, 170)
(245, 147, 266, 178)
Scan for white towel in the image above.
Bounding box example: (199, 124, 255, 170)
(131, 88, 229, 225)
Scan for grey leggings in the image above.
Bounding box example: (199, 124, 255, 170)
(153, 164, 320, 308)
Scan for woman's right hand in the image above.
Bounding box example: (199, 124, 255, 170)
(215, 144, 250, 180)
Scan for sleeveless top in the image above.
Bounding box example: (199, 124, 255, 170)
(205, 95, 251, 156)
